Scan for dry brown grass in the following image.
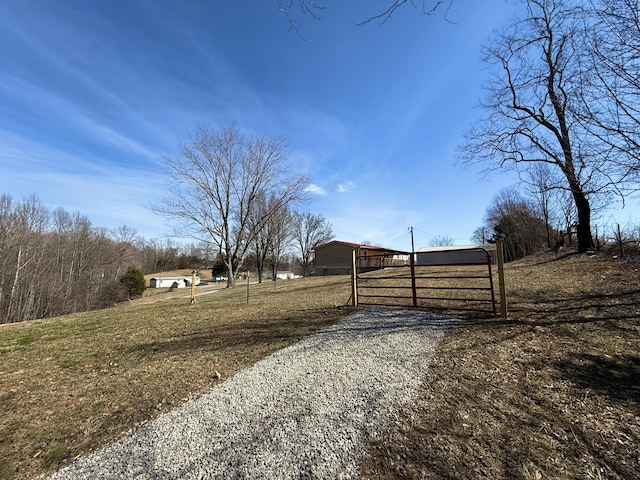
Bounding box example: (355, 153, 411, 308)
(2, 252, 639, 479)
(359, 251, 640, 479)
(0, 276, 353, 480)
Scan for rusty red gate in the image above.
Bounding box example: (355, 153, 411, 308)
(352, 247, 497, 315)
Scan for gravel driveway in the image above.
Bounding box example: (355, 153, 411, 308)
(47, 308, 457, 479)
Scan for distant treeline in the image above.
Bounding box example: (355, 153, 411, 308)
(0, 195, 211, 324)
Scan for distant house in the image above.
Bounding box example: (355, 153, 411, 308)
(266, 270, 301, 280)
(313, 240, 408, 275)
(148, 276, 201, 288)
(416, 245, 497, 266)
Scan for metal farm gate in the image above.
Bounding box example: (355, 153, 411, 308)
(352, 247, 499, 316)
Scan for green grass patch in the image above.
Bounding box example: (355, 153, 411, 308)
(59, 359, 79, 369)
(0, 460, 15, 480)
(16, 333, 36, 346)
(43, 445, 68, 468)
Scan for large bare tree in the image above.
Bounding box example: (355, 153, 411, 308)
(155, 125, 308, 287)
(582, 0, 640, 169)
(459, 0, 639, 253)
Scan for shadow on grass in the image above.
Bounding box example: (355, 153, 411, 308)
(125, 308, 350, 358)
(126, 306, 468, 358)
(362, 313, 640, 479)
(507, 250, 581, 268)
(507, 287, 640, 325)
(554, 353, 640, 408)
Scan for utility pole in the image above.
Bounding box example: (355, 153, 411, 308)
(408, 226, 415, 254)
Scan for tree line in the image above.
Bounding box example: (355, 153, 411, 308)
(0, 190, 333, 324)
(0, 195, 142, 324)
(471, 182, 640, 263)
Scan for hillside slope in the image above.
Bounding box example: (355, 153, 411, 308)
(360, 251, 640, 479)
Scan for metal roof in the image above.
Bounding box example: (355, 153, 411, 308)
(313, 240, 388, 251)
(416, 244, 496, 253)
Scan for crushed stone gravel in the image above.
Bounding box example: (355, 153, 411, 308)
(46, 308, 457, 479)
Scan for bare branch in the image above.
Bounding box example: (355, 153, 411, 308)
(156, 125, 308, 287)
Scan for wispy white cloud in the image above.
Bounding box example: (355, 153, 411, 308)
(336, 181, 356, 193)
(84, 122, 160, 161)
(305, 184, 326, 196)
(0, 73, 162, 165)
(0, 126, 170, 239)
(0, 165, 170, 239)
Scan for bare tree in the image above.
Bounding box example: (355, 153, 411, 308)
(3, 196, 49, 322)
(248, 194, 271, 283)
(556, 188, 578, 247)
(458, 0, 637, 253)
(521, 163, 562, 248)
(248, 194, 293, 283)
(155, 125, 308, 287)
(582, 0, 640, 168)
(429, 235, 455, 246)
(485, 187, 548, 261)
(470, 226, 490, 245)
(292, 211, 334, 276)
(268, 205, 293, 284)
(277, 0, 453, 32)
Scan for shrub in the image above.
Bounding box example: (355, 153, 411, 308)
(119, 267, 146, 299)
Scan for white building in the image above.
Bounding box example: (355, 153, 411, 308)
(148, 276, 201, 288)
(266, 271, 301, 280)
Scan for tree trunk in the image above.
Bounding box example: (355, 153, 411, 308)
(573, 189, 593, 252)
(256, 265, 264, 283)
(226, 263, 236, 288)
(7, 245, 22, 323)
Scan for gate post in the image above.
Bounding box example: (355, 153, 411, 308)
(410, 252, 417, 307)
(351, 249, 358, 307)
(496, 237, 508, 318)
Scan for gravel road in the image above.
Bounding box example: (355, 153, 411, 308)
(47, 308, 457, 480)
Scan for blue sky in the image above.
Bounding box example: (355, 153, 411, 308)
(1, 0, 637, 251)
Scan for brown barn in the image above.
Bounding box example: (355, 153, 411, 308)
(313, 240, 408, 275)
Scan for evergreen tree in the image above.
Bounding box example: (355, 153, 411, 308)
(120, 266, 146, 298)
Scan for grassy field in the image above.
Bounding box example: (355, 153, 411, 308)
(0, 276, 353, 479)
(1, 252, 639, 479)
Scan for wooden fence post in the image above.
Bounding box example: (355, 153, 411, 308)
(496, 237, 508, 318)
(351, 249, 358, 307)
(190, 270, 196, 305)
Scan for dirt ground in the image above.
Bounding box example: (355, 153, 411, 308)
(359, 251, 640, 479)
